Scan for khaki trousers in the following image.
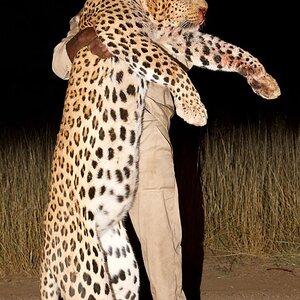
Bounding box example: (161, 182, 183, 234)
(129, 84, 186, 300)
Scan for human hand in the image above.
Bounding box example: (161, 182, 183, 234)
(66, 27, 112, 62)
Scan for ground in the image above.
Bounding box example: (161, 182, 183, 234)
(201, 256, 300, 299)
(0, 256, 299, 300)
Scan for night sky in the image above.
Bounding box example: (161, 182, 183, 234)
(2, 0, 299, 129)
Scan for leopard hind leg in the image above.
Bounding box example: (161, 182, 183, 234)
(99, 221, 140, 299)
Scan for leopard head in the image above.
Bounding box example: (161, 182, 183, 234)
(141, 0, 208, 28)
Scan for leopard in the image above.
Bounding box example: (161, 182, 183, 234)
(40, 0, 281, 299)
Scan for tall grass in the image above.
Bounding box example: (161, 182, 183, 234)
(0, 117, 299, 274)
(200, 118, 300, 257)
(0, 127, 55, 274)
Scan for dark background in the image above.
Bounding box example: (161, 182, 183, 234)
(2, 0, 298, 128)
(2, 1, 298, 299)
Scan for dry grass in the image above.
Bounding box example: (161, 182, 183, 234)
(0, 127, 55, 274)
(200, 119, 300, 258)
(0, 118, 299, 274)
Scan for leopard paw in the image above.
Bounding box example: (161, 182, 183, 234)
(176, 102, 208, 127)
(247, 72, 281, 100)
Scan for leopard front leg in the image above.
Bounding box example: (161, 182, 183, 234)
(158, 29, 281, 100)
(108, 33, 208, 126)
(101, 32, 208, 126)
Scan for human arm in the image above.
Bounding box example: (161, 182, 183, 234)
(52, 13, 112, 80)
